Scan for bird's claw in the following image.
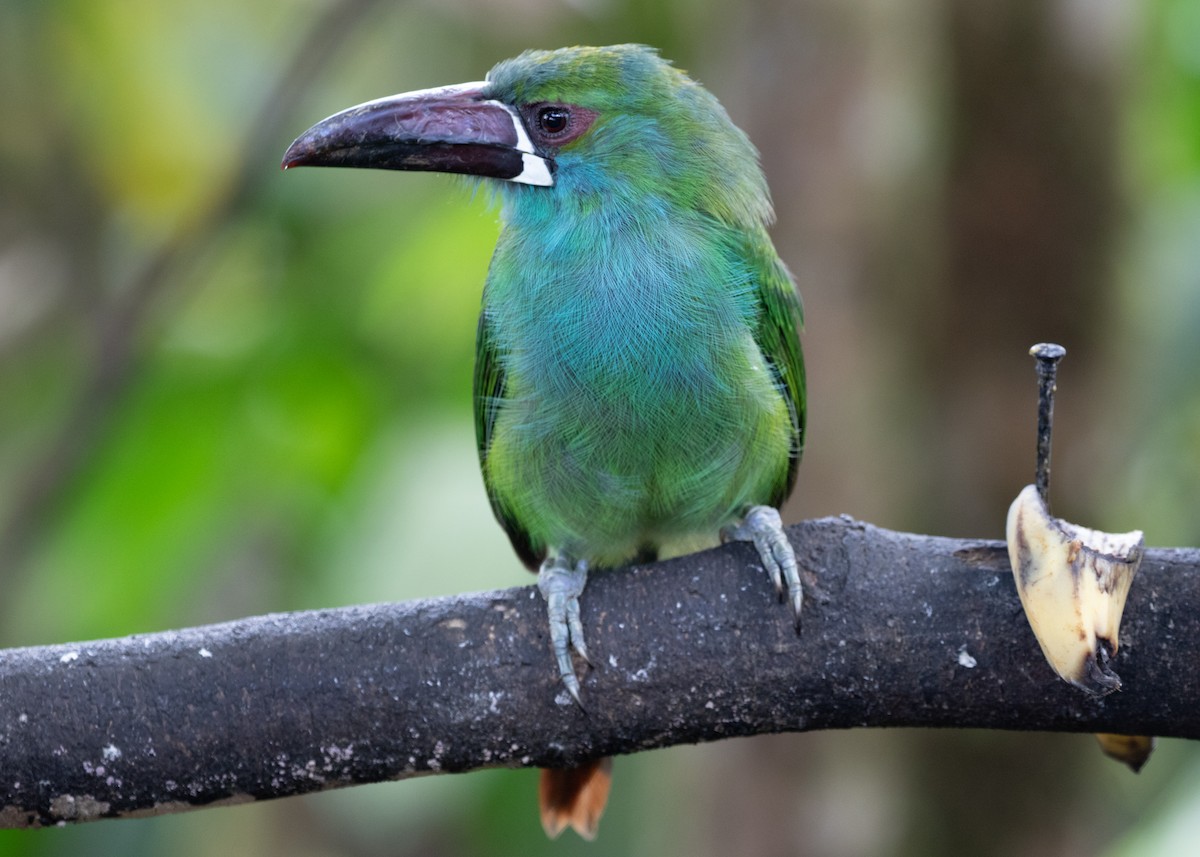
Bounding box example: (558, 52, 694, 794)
(537, 556, 591, 705)
(725, 505, 803, 630)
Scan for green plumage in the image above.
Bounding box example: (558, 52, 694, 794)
(283, 43, 807, 831)
(473, 45, 805, 568)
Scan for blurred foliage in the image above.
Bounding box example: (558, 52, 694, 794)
(1114, 0, 1200, 548)
(1, 0, 1199, 855)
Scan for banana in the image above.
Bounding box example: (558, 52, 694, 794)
(1005, 483, 1144, 695)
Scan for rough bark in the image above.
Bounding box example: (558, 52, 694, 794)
(0, 515, 1195, 828)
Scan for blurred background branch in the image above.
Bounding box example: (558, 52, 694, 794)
(2, 517, 1197, 830)
(0, 0, 385, 583)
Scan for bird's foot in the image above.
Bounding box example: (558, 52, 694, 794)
(724, 505, 803, 631)
(537, 555, 591, 706)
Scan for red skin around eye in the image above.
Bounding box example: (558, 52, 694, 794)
(523, 104, 600, 148)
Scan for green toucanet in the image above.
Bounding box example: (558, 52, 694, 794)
(283, 44, 806, 839)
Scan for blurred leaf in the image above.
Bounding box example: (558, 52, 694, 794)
(358, 191, 499, 395)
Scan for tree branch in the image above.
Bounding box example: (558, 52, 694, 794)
(0, 516, 1196, 828)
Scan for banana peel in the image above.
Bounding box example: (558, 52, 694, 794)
(1005, 484, 1144, 695)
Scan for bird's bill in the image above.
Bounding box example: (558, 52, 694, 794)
(281, 82, 553, 186)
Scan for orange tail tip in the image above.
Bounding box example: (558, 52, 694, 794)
(1094, 733, 1157, 773)
(538, 758, 613, 840)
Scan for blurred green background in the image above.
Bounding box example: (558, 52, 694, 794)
(2, 0, 1200, 854)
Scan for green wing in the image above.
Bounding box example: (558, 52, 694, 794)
(473, 312, 543, 570)
(749, 236, 806, 507)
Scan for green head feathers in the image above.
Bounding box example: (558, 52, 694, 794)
(485, 45, 773, 227)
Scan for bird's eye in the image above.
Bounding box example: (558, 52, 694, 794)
(537, 107, 571, 135)
(523, 103, 598, 148)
